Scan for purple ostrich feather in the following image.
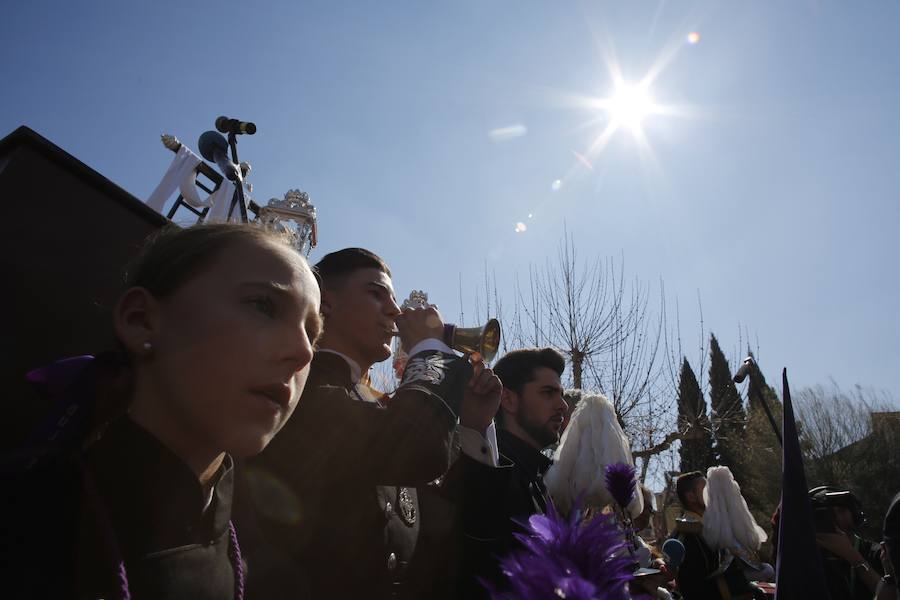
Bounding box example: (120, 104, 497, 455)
(490, 502, 633, 600)
(605, 463, 637, 511)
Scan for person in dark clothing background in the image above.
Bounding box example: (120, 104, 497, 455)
(444, 346, 567, 598)
(673, 471, 761, 600)
(878, 493, 900, 600)
(493, 347, 567, 518)
(811, 486, 883, 600)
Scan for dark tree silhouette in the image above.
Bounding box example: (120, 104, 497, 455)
(677, 358, 716, 473)
(708, 334, 747, 484)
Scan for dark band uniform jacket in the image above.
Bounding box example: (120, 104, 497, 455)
(405, 432, 513, 600)
(496, 428, 553, 521)
(421, 427, 552, 600)
(820, 534, 883, 600)
(244, 348, 469, 599)
(482, 429, 555, 590)
(1, 416, 241, 600)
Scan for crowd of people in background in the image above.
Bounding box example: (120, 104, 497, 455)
(1, 222, 898, 599)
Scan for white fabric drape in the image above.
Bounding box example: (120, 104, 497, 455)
(203, 180, 238, 222)
(146, 145, 201, 212)
(146, 145, 237, 219)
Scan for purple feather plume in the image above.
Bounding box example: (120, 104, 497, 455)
(605, 463, 637, 511)
(490, 501, 633, 600)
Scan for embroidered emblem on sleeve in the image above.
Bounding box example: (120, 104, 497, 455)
(397, 487, 417, 525)
(400, 354, 454, 386)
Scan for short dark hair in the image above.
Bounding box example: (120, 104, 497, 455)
(493, 347, 565, 394)
(313, 248, 390, 291)
(676, 471, 705, 508)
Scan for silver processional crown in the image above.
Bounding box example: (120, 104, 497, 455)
(258, 189, 318, 256)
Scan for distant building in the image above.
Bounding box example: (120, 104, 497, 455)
(827, 411, 900, 462)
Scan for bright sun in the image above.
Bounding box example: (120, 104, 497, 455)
(606, 82, 655, 132)
(565, 41, 699, 172)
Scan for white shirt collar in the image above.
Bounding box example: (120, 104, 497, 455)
(202, 454, 231, 514)
(318, 348, 364, 384)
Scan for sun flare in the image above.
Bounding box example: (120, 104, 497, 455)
(605, 82, 656, 133)
(557, 34, 702, 179)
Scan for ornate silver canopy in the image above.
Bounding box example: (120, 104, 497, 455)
(392, 290, 433, 379)
(258, 189, 318, 256)
(401, 290, 433, 310)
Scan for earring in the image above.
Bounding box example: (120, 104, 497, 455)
(142, 341, 153, 352)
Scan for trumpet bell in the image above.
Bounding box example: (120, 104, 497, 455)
(445, 318, 501, 362)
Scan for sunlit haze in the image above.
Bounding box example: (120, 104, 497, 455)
(2, 1, 898, 406)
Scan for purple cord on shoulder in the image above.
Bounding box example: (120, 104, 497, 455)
(114, 562, 131, 600)
(81, 462, 131, 600)
(229, 520, 245, 600)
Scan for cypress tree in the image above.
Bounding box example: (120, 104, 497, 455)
(677, 358, 716, 473)
(708, 334, 748, 483)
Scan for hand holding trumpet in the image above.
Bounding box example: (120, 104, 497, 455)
(459, 354, 503, 436)
(393, 305, 445, 350)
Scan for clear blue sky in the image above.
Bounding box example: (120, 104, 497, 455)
(3, 1, 898, 399)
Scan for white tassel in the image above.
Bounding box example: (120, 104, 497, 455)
(702, 466, 767, 552)
(544, 392, 643, 517)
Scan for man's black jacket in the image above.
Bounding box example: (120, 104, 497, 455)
(244, 350, 467, 599)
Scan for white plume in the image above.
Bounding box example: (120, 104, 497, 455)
(702, 466, 767, 552)
(543, 392, 643, 517)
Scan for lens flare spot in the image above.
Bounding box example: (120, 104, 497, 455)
(551, 179, 562, 191)
(528, 213, 533, 219)
(489, 124, 528, 142)
(571, 150, 595, 171)
(687, 31, 701, 44)
(515, 222, 527, 233)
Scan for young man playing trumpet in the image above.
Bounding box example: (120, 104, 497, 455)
(245, 248, 502, 599)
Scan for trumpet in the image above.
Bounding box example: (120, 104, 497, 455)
(392, 319, 501, 362)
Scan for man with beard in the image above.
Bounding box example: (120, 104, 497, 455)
(493, 347, 567, 517)
(244, 248, 501, 599)
(449, 347, 566, 597)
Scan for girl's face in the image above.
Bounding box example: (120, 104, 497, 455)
(134, 238, 321, 458)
